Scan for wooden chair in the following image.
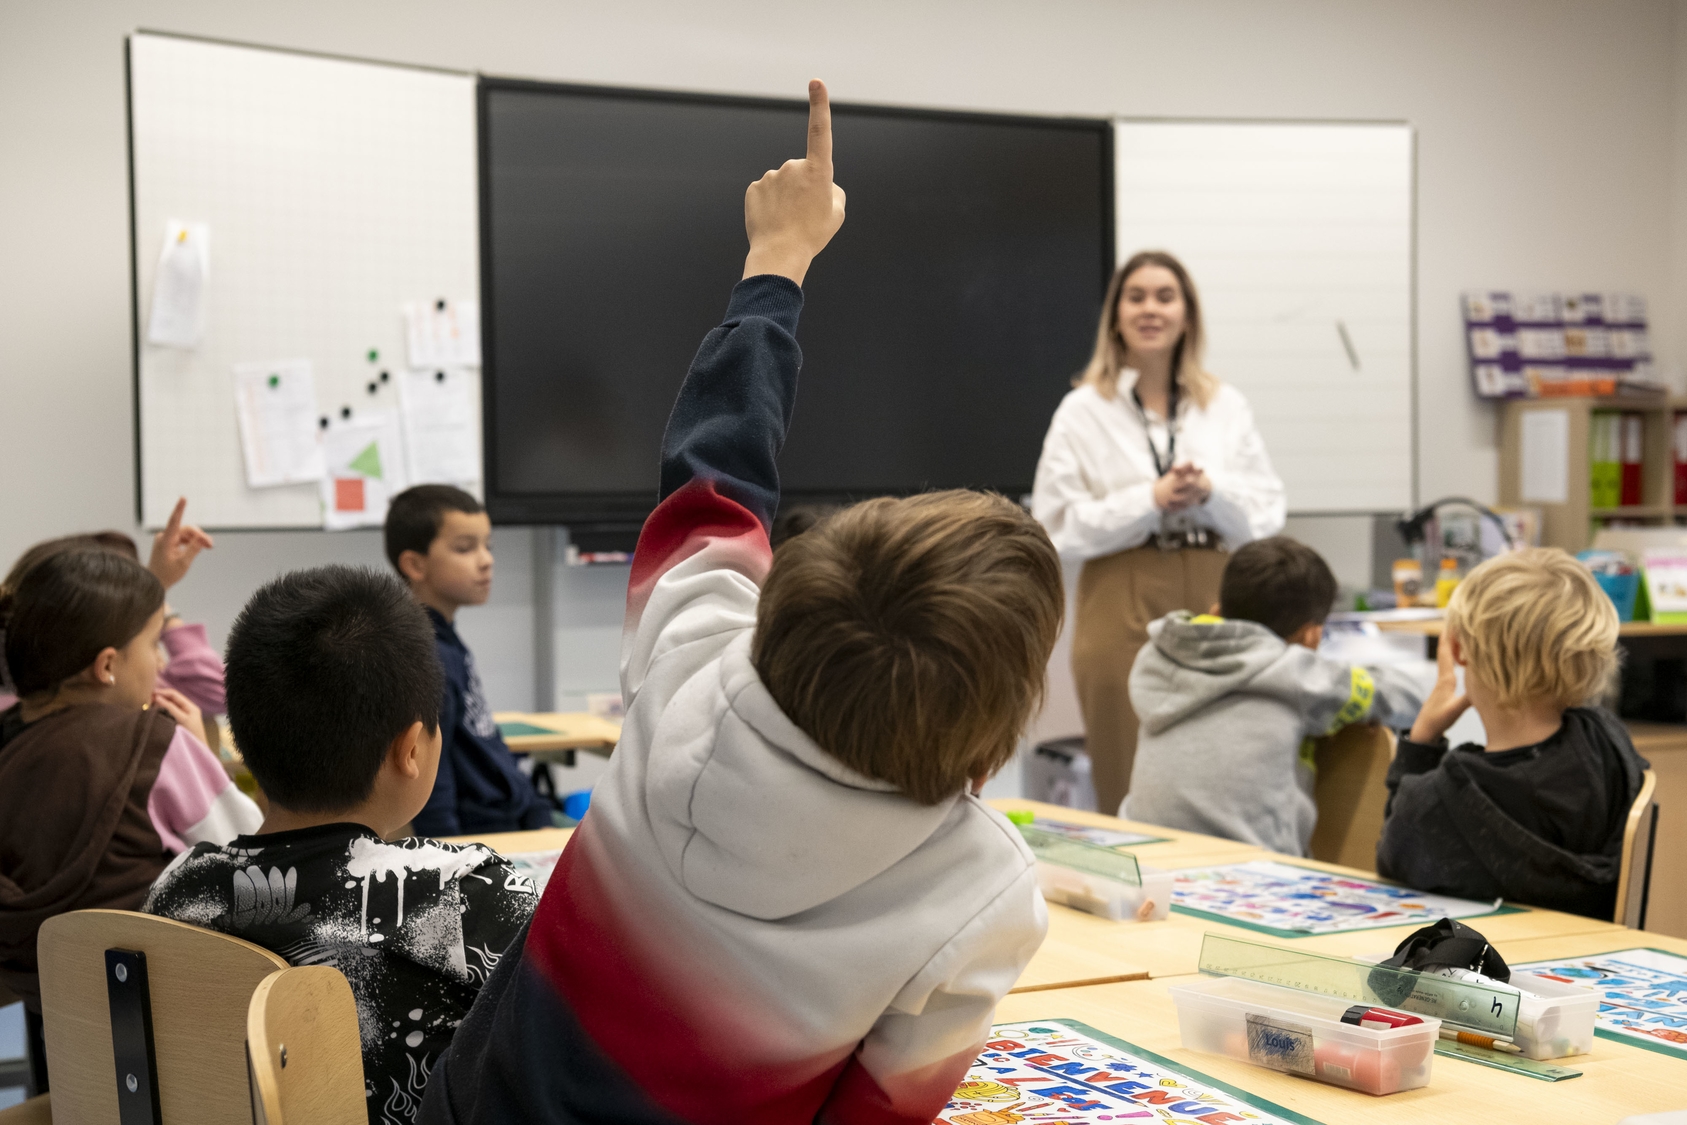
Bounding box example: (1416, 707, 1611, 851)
(247, 967, 366, 1125)
(35, 908, 288, 1124)
(1307, 723, 1396, 872)
(1615, 769, 1660, 929)
(0, 1096, 51, 1125)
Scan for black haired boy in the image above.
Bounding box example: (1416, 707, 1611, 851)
(144, 565, 538, 1125)
(384, 485, 548, 835)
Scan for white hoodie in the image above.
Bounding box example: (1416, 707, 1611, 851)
(523, 277, 1047, 1125)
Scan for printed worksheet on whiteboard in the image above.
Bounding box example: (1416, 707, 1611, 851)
(233, 358, 325, 488)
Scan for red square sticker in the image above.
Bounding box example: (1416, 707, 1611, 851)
(334, 477, 366, 512)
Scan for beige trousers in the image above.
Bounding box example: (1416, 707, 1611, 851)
(1073, 545, 1229, 816)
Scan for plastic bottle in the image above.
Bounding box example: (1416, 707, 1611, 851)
(1434, 557, 1462, 608)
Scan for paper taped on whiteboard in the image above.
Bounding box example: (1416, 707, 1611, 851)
(147, 219, 209, 348)
(233, 358, 325, 488)
(1520, 409, 1569, 503)
(400, 367, 479, 484)
(320, 412, 408, 530)
(405, 299, 480, 368)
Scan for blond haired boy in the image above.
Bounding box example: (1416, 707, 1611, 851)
(419, 82, 1059, 1125)
(1377, 547, 1648, 920)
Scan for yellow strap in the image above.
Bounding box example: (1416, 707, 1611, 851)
(1299, 737, 1318, 775)
(1190, 614, 1225, 624)
(1327, 666, 1375, 734)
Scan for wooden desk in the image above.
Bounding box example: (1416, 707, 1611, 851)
(993, 975, 1687, 1121)
(987, 799, 1268, 865)
(440, 827, 574, 855)
(493, 712, 621, 762)
(1486, 927, 1687, 965)
(1027, 852, 1625, 982)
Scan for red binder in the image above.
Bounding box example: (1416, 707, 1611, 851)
(1621, 413, 1643, 507)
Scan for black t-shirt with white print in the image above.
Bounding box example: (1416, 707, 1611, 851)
(143, 823, 538, 1124)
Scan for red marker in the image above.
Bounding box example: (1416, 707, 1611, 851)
(1341, 1005, 1423, 1030)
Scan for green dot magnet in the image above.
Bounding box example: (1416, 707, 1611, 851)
(267, 374, 280, 388)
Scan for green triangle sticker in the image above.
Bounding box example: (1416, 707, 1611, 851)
(348, 440, 383, 480)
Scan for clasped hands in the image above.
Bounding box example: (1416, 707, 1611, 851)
(1153, 463, 1212, 512)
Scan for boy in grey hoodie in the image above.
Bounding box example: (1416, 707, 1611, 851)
(1123, 537, 1426, 855)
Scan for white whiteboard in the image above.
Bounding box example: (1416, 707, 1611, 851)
(1115, 120, 1414, 513)
(130, 33, 480, 529)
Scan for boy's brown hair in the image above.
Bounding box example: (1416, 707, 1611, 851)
(1446, 547, 1619, 708)
(752, 490, 1063, 804)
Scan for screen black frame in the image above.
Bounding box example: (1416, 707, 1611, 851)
(478, 75, 1115, 530)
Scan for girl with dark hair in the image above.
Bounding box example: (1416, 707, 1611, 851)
(1031, 251, 1286, 816)
(0, 498, 224, 718)
(0, 549, 260, 1088)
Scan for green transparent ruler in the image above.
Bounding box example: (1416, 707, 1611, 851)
(1197, 933, 1519, 1038)
(1433, 1038, 1581, 1082)
(1015, 824, 1144, 887)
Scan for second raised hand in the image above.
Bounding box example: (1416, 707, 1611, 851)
(743, 79, 847, 285)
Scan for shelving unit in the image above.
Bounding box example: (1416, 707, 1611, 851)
(1498, 395, 1680, 552)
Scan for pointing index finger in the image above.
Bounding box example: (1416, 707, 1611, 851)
(164, 497, 186, 540)
(806, 79, 832, 172)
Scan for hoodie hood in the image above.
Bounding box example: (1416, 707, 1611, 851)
(1130, 611, 1296, 734)
(643, 633, 966, 921)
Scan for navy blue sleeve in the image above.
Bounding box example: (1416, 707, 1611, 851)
(655, 274, 803, 529)
(415, 678, 464, 837)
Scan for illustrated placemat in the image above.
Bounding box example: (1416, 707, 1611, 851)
(1512, 949, 1687, 1060)
(505, 849, 562, 895)
(938, 1019, 1321, 1123)
(1172, 860, 1511, 937)
(1032, 818, 1167, 850)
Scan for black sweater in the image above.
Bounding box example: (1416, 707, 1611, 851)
(1375, 707, 1647, 920)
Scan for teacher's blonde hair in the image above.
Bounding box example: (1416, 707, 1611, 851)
(1080, 250, 1218, 409)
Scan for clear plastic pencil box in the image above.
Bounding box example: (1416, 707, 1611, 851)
(1169, 975, 1440, 1096)
(1011, 822, 1171, 921)
(1355, 954, 1598, 1060)
(1170, 934, 1537, 1095)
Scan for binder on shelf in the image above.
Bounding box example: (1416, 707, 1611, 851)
(1620, 412, 1643, 507)
(1590, 410, 1620, 508)
(1674, 412, 1687, 506)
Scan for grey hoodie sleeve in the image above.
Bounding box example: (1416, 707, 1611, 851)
(1273, 649, 1428, 738)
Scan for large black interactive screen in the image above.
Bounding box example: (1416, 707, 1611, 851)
(480, 79, 1112, 528)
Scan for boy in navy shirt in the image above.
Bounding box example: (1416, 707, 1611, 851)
(385, 485, 549, 835)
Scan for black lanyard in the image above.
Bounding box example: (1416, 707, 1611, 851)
(1131, 380, 1179, 477)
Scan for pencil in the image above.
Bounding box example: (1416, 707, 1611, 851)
(1440, 1028, 1524, 1054)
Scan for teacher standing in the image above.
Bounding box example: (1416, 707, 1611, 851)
(1032, 251, 1286, 816)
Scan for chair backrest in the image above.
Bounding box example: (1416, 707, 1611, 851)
(1614, 769, 1659, 928)
(37, 909, 288, 1125)
(247, 967, 366, 1125)
(1307, 724, 1395, 872)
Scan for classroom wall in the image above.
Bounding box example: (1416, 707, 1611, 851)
(3, 0, 1685, 745)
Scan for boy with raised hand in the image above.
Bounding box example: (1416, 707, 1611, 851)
(384, 485, 548, 836)
(420, 81, 1059, 1125)
(1377, 548, 1649, 919)
(144, 566, 538, 1125)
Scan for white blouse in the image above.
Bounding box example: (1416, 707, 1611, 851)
(1031, 373, 1286, 560)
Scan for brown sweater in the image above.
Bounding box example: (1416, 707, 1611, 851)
(0, 702, 176, 1011)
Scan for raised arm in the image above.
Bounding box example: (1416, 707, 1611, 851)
(623, 82, 847, 694)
